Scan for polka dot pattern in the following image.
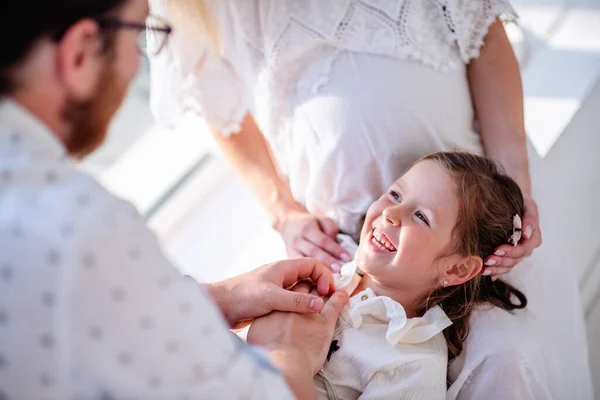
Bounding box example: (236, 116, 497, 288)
(0, 114, 293, 399)
(47, 250, 61, 267)
(9, 132, 20, 145)
(110, 288, 126, 303)
(39, 334, 54, 349)
(39, 373, 54, 387)
(45, 170, 58, 183)
(1, 264, 13, 282)
(1, 169, 11, 182)
(82, 254, 96, 269)
(89, 326, 103, 341)
(41, 292, 54, 307)
(139, 316, 153, 330)
(117, 352, 132, 366)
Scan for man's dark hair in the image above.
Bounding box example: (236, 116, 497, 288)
(1, 1, 128, 95)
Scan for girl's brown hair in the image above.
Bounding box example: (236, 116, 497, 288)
(416, 152, 527, 361)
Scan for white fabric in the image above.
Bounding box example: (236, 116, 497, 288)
(0, 100, 294, 399)
(315, 285, 451, 400)
(446, 292, 553, 400)
(333, 261, 362, 296)
(149, 0, 518, 238)
(333, 238, 559, 400)
(149, 0, 593, 398)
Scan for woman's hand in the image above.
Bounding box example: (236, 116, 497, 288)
(208, 258, 336, 326)
(247, 282, 348, 376)
(276, 208, 352, 272)
(483, 195, 542, 279)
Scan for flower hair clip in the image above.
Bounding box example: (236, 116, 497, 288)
(508, 214, 522, 246)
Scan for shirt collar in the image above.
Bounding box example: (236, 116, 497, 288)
(0, 98, 68, 160)
(347, 289, 452, 345)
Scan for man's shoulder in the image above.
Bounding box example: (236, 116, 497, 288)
(50, 167, 145, 241)
(61, 168, 140, 225)
(3, 161, 144, 246)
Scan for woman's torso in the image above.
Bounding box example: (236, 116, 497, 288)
(186, 0, 509, 236)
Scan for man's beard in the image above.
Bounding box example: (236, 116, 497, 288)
(62, 60, 128, 159)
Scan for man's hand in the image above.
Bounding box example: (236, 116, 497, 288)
(248, 282, 348, 376)
(208, 258, 336, 326)
(483, 195, 542, 279)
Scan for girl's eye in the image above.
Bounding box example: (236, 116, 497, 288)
(415, 211, 430, 227)
(390, 190, 402, 202)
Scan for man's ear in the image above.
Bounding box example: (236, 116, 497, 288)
(56, 18, 104, 99)
(442, 256, 483, 286)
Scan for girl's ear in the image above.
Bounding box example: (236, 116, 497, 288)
(441, 256, 482, 287)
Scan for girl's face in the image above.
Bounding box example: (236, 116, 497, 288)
(356, 160, 463, 297)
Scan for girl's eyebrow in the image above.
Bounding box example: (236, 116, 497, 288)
(393, 179, 405, 191)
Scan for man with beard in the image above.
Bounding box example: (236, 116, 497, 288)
(0, 1, 348, 399)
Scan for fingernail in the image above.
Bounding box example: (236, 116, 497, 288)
(494, 250, 505, 256)
(482, 269, 493, 276)
(331, 263, 341, 273)
(524, 225, 533, 239)
(340, 253, 352, 262)
(309, 298, 323, 311)
(484, 259, 497, 266)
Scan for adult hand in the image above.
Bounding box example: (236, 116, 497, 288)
(208, 258, 336, 326)
(483, 195, 542, 279)
(247, 283, 348, 376)
(277, 208, 351, 272)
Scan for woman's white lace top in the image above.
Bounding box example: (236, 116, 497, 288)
(149, 0, 517, 238)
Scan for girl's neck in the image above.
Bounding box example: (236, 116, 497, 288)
(351, 274, 421, 318)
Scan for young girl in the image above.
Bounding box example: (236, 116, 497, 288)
(316, 151, 527, 399)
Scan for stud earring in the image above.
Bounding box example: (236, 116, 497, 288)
(442, 279, 449, 287)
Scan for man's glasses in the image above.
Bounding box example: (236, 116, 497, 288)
(97, 14, 172, 56)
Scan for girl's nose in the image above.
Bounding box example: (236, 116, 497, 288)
(382, 206, 401, 227)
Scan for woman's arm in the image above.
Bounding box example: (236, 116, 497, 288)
(467, 20, 530, 196)
(467, 20, 542, 276)
(211, 113, 351, 268)
(210, 113, 299, 230)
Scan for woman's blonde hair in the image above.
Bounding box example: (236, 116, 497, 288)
(167, 0, 219, 53)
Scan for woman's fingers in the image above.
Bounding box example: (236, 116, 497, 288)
(304, 227, 351, 265)
(521, 196, 540, 241)
(316, 216, 340, 238)
(483, 256, 521, 274)
(294, 239, 343, 272)
(489, 243, 529, 261)
(486, 196, 542, 270)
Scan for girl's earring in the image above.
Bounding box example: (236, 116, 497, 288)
(442, 279, 449, 287)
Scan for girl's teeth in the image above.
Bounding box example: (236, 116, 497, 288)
(371, 230, 395, 252)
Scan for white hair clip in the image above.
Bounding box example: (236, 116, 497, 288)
(509, 214, 522, 246)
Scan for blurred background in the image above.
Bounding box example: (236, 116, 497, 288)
(83, 0, 600, 394)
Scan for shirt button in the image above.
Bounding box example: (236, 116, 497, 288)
(360, 295, 369, 301)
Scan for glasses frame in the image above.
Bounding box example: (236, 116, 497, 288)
(96, 14, 172, 56)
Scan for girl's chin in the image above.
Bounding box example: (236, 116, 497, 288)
(356, 254, 392, 274)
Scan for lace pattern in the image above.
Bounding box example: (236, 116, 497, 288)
(234, 0, 516, 139)
(152, 0, 517, 136)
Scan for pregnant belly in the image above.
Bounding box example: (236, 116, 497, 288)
(279, 52, 484, 234)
